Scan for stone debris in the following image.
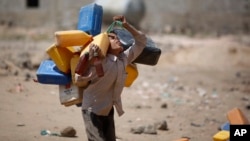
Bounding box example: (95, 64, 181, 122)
(130, 125, 145, 134)
(130, 120, 168, 135)
(143, 124, 157, 135)
(60, 126, 77, 137)
(154, 120, 168, 131)
(160, 103, 168, 109)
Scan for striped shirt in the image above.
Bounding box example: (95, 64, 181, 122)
(76, 33, 146, 116)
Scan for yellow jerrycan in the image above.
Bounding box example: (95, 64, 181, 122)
(213, 130, 229, 141)
(75, 32, 110, 77)
(46, 43, 73, 73)
(55, 30, 93, 47)
(125, 63, 138, 87)
(80, 32, 110, 57)
(66, 46, 82, 54)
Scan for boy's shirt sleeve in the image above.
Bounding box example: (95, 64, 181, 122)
(74, 67, 94, 86)
(124, 32, 147, 64)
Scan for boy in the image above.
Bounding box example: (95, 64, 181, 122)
(75, 15, 146, 141)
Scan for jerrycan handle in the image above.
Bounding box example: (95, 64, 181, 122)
(75, 52, 90, 76)
(106, 21, 140, 36)
(106, 21, 123, 33)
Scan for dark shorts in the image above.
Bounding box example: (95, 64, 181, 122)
(82, 107, 116, 141)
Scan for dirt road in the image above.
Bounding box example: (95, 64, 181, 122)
(0, 28, 250, 141)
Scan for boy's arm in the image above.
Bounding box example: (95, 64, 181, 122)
(113, 15, 147, 63)
(74, 44, 100, 85)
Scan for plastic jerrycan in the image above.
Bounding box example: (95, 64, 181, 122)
(59, 83, 83, 106)
(227, 107, 249, 124)
(54, 30, 93, 47)
(36, 60, 71, 85)
(125, 63, 138, 87)
(80, 32, 110, 58)
(77, 3, 103, 36)
(75, 32, 110, 76)
(213, 130, 229, 141)
(46, 43, 74, 73)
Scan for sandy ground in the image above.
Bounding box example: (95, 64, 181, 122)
(0, 27, 250, 141)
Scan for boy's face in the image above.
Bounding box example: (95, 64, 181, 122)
(108, 33, 123, 54)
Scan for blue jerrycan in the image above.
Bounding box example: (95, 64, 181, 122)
(77, 3, 103, 36)
(36, 60, 71, 85)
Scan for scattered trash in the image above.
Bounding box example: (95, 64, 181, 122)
(40, 129, 60, 136)
(40, 126, 77, 138)
(161, 92, 171, 99)
(196, 87, 206, 97)
(175, 99, 184, 105)
(211, 89, 218, 98)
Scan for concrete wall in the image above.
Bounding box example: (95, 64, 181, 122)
(0, 0, 92, 29)
(0, 0, 249, 34)
(143, 0, 250, 34)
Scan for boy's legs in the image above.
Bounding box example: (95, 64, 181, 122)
(82, 107, 116, 141)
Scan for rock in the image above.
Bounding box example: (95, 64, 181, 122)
(17, 123, 25, 127)
(60, 126, 76, 137)
(246, 105, 250, 110)
(235, 72, 241, 78)
(143, 124, 157, 135)
(130, 125, 145, 134)
(155, 120, 168, 131)
(135, 104, 142, 109)
(161, 103, 168, 109)
(25, 72, 32, 81)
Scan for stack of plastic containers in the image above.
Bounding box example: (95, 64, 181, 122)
(36, 3, 103, 107)
(36, 3, 141, 107)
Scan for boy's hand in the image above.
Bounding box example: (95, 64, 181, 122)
(113, 15, 141, 36)
(89, 44, 104, 62)
(113, 15, 128, 27)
